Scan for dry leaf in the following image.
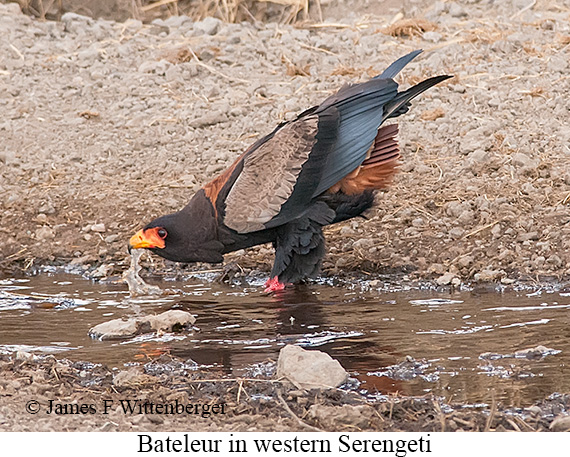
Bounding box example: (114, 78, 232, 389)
(420, 107, 445, 121)
(385, 18, 436, 37)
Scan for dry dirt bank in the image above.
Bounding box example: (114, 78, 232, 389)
(1, 1, 569, 287)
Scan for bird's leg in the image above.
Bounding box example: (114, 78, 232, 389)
(269, 215, 327, 289)
(264, 276, 286, 293)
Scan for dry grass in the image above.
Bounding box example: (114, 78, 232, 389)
(12, 0, 62, 19)
(162, 46, 194, 64)
(420, 107, 445, 121)
(383, 18, 436, 37)
(12, 0, 322, 23)
(558, 34, 570, 45)
(519, 86, 546, 98)
(282, 54, 311, 76)
(463, 24, 506, 44)
(78, 110, 100, 119)
(331, 65, 377, 78)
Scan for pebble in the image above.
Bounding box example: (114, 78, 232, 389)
(138, 60, 170, 75)
(91, 223, 106, 233)
(526, 405, 542, 416)
(448, 3, 467, 17)
(511, 152, 538, 170)
(309, 404, 375, 429)
(113, 368, 158, 387)
(422, 31, 442, 43)
(449, 227, 464, 239)
(547, 55, 568, 73)
(193, 17, 221, 35)
(456, 255, 474, 268)
(473, 269, 504, 281)
(550, 415, 570, 432)
(353, 238, 374, 249)
(189, 112, 228, 128)
(35, 226, 55, 241)
(38, 203, 55, 214)
(61, 12, 93, 34)
(436, 272, 456, 286)
(104, 234, 119, 243)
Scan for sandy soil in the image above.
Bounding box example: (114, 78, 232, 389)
(1, 0, 570, 432)
(1, 0, 569, 287)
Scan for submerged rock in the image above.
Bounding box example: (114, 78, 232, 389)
(89, 310, 196, 340)
(479, 345, 560, 361)
(276, 344, 348, 389)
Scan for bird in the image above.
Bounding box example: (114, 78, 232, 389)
(129, 50, 451, 291)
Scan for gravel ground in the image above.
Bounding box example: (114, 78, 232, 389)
(1, 0, 569, 287)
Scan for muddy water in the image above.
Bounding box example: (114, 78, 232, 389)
(1, 274, 569, 407)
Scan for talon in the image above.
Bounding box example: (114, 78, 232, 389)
(264, 276, 286, 293)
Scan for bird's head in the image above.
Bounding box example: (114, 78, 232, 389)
(128, 213, 182, 260)
(128, 198, 225, 264)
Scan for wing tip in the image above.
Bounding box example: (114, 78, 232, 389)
(376, 49, 424, 80)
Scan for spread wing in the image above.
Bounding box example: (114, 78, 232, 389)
(224, 115, 321, 233)
(202, 51, 450, 235)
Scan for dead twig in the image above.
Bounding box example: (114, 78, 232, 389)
(140, 0, 178, 12)
(276, 390, 323, 432)
(462, 220, 500, 239)
(484, 390, 497, 432)
(185, 46, 249, 84)
(510, 0, 536, 19)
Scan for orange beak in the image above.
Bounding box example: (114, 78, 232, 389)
(128, 228, 166, 250)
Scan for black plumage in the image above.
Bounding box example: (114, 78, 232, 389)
(129, 50, 451, 290)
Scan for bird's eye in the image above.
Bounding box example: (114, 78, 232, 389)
(157, 228, 167, 239)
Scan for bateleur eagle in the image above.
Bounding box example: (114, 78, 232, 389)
(129, 50, 451, 291)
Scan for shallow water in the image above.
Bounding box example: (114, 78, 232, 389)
(1, 273, 568, 407)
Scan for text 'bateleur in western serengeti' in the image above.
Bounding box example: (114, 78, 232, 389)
(129, 50, 452, 291)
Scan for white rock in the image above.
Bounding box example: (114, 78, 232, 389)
(145, 310, 196, 332)
(277, 345, 348, 389)
(35, 226, 55, 241)
(89, 318, 139, 340)
(89, 310, 196, 340)
(194, 17, 221, 35)
(90, 223, 106, 233)
(436, 272, 455, 285)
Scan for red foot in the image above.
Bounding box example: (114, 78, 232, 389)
(264, 276, 286, 293)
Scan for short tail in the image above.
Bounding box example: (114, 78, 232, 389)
(328, 124, 400, 195)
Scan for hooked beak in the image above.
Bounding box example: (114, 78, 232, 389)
(128, 228, 166, 252)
